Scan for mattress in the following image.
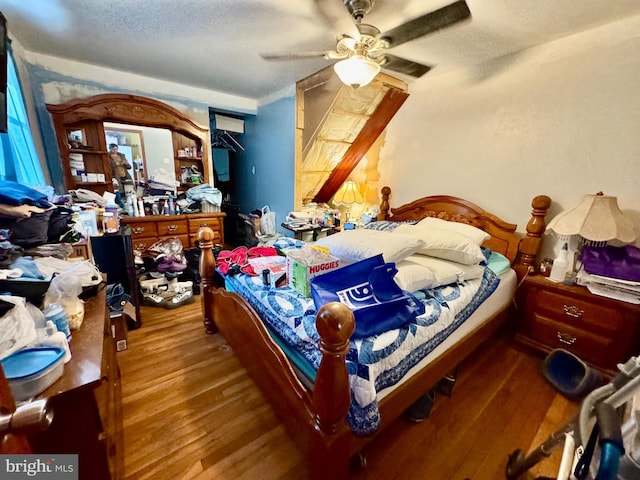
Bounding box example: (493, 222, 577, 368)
(377, 268, 516, 400)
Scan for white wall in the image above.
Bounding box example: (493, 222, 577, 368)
(379, 14, 640, 257)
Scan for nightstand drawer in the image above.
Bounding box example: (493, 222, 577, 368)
(528, 288, 622, 336)
(526, 311, 614, 367)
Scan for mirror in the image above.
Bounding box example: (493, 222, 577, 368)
(104, 122, 174, 187)
(67, 129, 86, 148)
(47, 93, 211, 196)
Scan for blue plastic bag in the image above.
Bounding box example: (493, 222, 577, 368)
(310, 254, 425, 339)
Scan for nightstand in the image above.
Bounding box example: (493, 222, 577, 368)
(515, 274, 640, 372)
(281, 223, 338, 241)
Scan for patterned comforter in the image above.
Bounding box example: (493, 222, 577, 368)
(223, 267, 500, 435)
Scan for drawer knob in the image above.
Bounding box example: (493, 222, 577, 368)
(167, 224, 178, 232)
(557, 332, 577, 345)
(563, 304, 583, 318)
(133, 226, 145, 234)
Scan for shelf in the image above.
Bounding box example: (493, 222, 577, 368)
(69, 148, 100, 154)
(73, 181, 108, 186)
(175, 157, 203, 162)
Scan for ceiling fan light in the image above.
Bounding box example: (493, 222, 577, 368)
(333, 55, 380, 89)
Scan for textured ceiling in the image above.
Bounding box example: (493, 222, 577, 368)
(3, 0, 640, 99)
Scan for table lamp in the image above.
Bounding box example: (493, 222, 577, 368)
(546, 192, 636, 276)
(332, 180, 364, 223)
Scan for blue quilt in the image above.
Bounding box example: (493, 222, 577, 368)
(223, 267, 500, 436)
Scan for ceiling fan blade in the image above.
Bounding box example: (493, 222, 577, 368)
(380, 0, 471, 49)
(379, 54, 432, 78)
(313, 0, 359, 38)
(260, 51, 331, 61)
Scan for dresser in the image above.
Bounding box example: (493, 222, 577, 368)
(515, 274, 640, 372)
(29, 287, 123, 479)
(121, 212, 225, 252)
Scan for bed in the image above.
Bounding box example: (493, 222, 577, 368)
(197, 187, 551, 479)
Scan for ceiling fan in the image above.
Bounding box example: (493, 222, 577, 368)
(261, 0, 472, 88)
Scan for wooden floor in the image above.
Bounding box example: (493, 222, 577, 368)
(118, 296, 578, 480)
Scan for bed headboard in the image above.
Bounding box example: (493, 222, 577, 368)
(377, 186, 551, 274)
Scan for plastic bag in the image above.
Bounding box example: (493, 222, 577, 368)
(260, 205, 276, 236)
(146, 237, 185, 261)
(0, 296, 37, 360)
(44, 271, 85, 330)
(310, 254, 425, 339)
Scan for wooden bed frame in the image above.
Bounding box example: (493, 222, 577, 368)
(198, 188, 551, 479)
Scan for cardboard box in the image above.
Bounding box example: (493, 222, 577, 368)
(286, 248, 341, 297)
(110, 312, 128, 352)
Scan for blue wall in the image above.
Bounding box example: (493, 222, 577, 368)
(236, 95, 296, 236)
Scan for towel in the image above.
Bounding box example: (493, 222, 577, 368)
(213, 148, 230, 182)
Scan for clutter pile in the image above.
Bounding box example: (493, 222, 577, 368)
(136, 237, 195, 309)
(0, 181, 106, 400)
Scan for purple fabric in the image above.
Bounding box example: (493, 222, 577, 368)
(581, 245, 640, 282)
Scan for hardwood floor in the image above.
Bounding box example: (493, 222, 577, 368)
(119, 296, 578, 480)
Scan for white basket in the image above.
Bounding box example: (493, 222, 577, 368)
(201, 200, 220, 213)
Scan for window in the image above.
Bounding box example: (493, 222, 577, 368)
(0, 48, 45, 185)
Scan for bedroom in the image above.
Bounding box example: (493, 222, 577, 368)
(3, 0, 639, 246)
(1, 1, 640, 478)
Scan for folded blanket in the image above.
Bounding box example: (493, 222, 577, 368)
(0, 181, 52, 208)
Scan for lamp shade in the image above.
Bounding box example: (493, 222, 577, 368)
(333, 55, 380, 89)
(547, 193, 636, 243)
(332, 181, 364, 206)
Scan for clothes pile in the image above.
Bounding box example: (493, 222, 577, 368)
(0, 181, 77, 250)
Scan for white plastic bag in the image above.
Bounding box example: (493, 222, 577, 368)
(260, 205, 276, 236)
(44, 271, 85, 330)
(0, 297, 38, 360)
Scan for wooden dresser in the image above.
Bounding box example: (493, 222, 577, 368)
(121, 212, 225, 252)
(515, 274, 640, 373)
(29, 286, 123, 479)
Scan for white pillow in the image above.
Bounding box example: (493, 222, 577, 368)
(416, 217, 490, 245)
(314, 229, 425, 263)
(405, 255, 485, 287)
(394, 260, 437, 292)
(393, 224, 485, 265)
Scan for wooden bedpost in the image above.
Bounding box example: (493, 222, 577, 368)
(198, 226, 218, 334)
(514, 195, 551, 280)
(310, 302, 355, 480)
(378, 186, 391, 220)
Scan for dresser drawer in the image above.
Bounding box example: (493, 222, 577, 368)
(131, 237, 158, 253)
(128, 222, 158, 239)
(187, 216, 222, 234)
(189, 231, 221, 247)
(156, 219, 188, 236)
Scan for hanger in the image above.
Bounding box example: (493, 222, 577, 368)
(223, 130, 244, 151)
(211, 131, 236, 151)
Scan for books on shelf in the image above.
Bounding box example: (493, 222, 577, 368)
(69, 153, 85, 176)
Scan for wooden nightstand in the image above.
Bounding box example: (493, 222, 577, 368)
(515, 274, 640, 372)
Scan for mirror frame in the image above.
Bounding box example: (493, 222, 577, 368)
(47, 93, 211, 192)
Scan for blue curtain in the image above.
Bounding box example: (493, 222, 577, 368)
(0, 47, 45, 185)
